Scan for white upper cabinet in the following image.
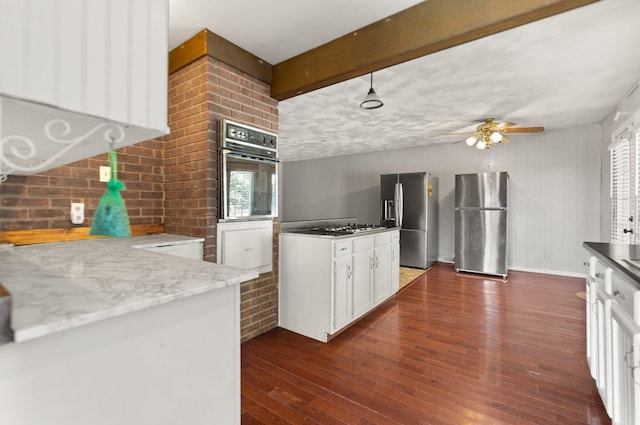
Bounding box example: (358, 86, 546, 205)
(0, 0, 169, 178)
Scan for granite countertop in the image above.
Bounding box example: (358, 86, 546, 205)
(0, 235, 258, 344)
(583, 242, 640, 286)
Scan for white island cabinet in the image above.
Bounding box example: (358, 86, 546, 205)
(279, 229, 400, 342)
(0, 235, 256, 425)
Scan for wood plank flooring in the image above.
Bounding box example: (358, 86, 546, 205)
(241, 263, 610, 424)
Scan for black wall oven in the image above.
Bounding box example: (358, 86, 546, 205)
(220, 119, 278, 221)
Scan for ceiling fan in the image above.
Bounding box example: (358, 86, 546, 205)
(446, 118, 545, 149)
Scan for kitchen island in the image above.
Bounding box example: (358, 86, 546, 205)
(280, 220, 400, 342)
(0, 235, 257, 425)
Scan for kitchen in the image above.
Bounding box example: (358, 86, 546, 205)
(0, 0, 639, 423)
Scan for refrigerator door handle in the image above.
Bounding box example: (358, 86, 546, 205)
(395, 182, 403, 227)
(383, 199, 392, 221)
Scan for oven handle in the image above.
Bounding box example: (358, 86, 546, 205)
(223, 150, 279, 163)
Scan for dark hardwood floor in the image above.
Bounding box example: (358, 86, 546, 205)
(241, 263, 610, 424)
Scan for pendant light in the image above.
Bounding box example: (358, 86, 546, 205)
(360, 72, 383, 109)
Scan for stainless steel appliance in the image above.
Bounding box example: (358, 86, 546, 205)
(380, 172, 438, 269)
(454, 171, 508, 277)
(220, 119, 278, 221)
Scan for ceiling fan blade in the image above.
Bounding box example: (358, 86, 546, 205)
(502, 126, 545, 133)
(444, 131, 475, 135)
(494, 121, 516, 129)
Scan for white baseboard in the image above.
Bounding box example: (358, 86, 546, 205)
(436, 258, 587, 279)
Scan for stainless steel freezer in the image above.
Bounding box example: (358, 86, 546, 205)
(380, 172, 438, 269)
(454, 171, 508, 277)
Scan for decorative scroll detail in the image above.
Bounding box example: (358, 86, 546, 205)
(0, 120, 125, 182)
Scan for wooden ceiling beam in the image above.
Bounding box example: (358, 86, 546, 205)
(169, 29, 272, 83)
(271, 0, 600, 101)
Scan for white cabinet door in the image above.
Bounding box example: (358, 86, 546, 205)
(587, 279, 598, 379)
(611, 303, 640, 425)
(333, 256, 352, 331)
(352, 250, 373, 318)
(596, 285, 614, 416)
(373, 245, 391, 304)
(391, 232, 400, 293)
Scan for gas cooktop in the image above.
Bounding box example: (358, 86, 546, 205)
(290, 224, 386, 236)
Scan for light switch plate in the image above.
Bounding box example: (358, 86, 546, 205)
(99, 166, 111, 182)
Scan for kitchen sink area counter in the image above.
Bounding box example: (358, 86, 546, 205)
(0, 234, 257, 425)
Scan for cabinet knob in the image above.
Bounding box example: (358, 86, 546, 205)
(613, 290, 626, 300)
(595, 272, 604, 279)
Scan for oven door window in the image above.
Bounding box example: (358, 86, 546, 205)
(225, 154, 277, 219)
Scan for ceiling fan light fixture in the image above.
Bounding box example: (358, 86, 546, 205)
(476, 140, 487, 150)
(465, 135, 478, 146)
(490, 131, 503, 143)
(360, 73, 383, 109)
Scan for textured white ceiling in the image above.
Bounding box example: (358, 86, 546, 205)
(169, 1, 640, 163)
(168, 0, 424, 64)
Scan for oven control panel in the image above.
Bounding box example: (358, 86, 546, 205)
(223, 120, 277, 151)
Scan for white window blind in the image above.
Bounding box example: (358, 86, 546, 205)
(610, 138, 630, 243)
(635, 130, 640, 231)
(610, 119, 640, 244)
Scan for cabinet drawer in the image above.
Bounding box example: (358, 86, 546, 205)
(353, 236, 374, 252)
(589, 256, 612, 293)
(611, 273, 638, 318)
(374, 232, 392, 247)
(334, 240, 352, 257)
(143, 242, 203, 261)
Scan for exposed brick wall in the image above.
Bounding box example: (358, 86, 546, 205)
(240, 222, 279, 343)
(165, 55, 279, 341)
(0, 53, 279, 343)
(0, 141, 164, 231)
(163, 57, 217, 256)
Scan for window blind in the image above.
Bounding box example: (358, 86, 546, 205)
(610, 138, 630, 243)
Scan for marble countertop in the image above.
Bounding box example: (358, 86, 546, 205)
(0, 235, 258, 343)
(584, 242, 640, 286)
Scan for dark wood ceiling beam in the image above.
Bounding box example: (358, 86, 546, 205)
(271, 0, 600, 101)
(169, 29, 272, 83)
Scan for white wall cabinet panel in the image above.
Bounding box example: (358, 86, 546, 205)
(0, 0, 169, 178)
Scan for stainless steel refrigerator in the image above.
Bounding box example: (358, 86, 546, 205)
(380, 172, 438, 269)
(454, 171, 508, 277)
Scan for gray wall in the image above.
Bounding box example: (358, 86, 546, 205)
(280, 125, 602, 276)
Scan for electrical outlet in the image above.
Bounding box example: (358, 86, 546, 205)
(99, 166, 111, 182)
(70, 203, 85, 225)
